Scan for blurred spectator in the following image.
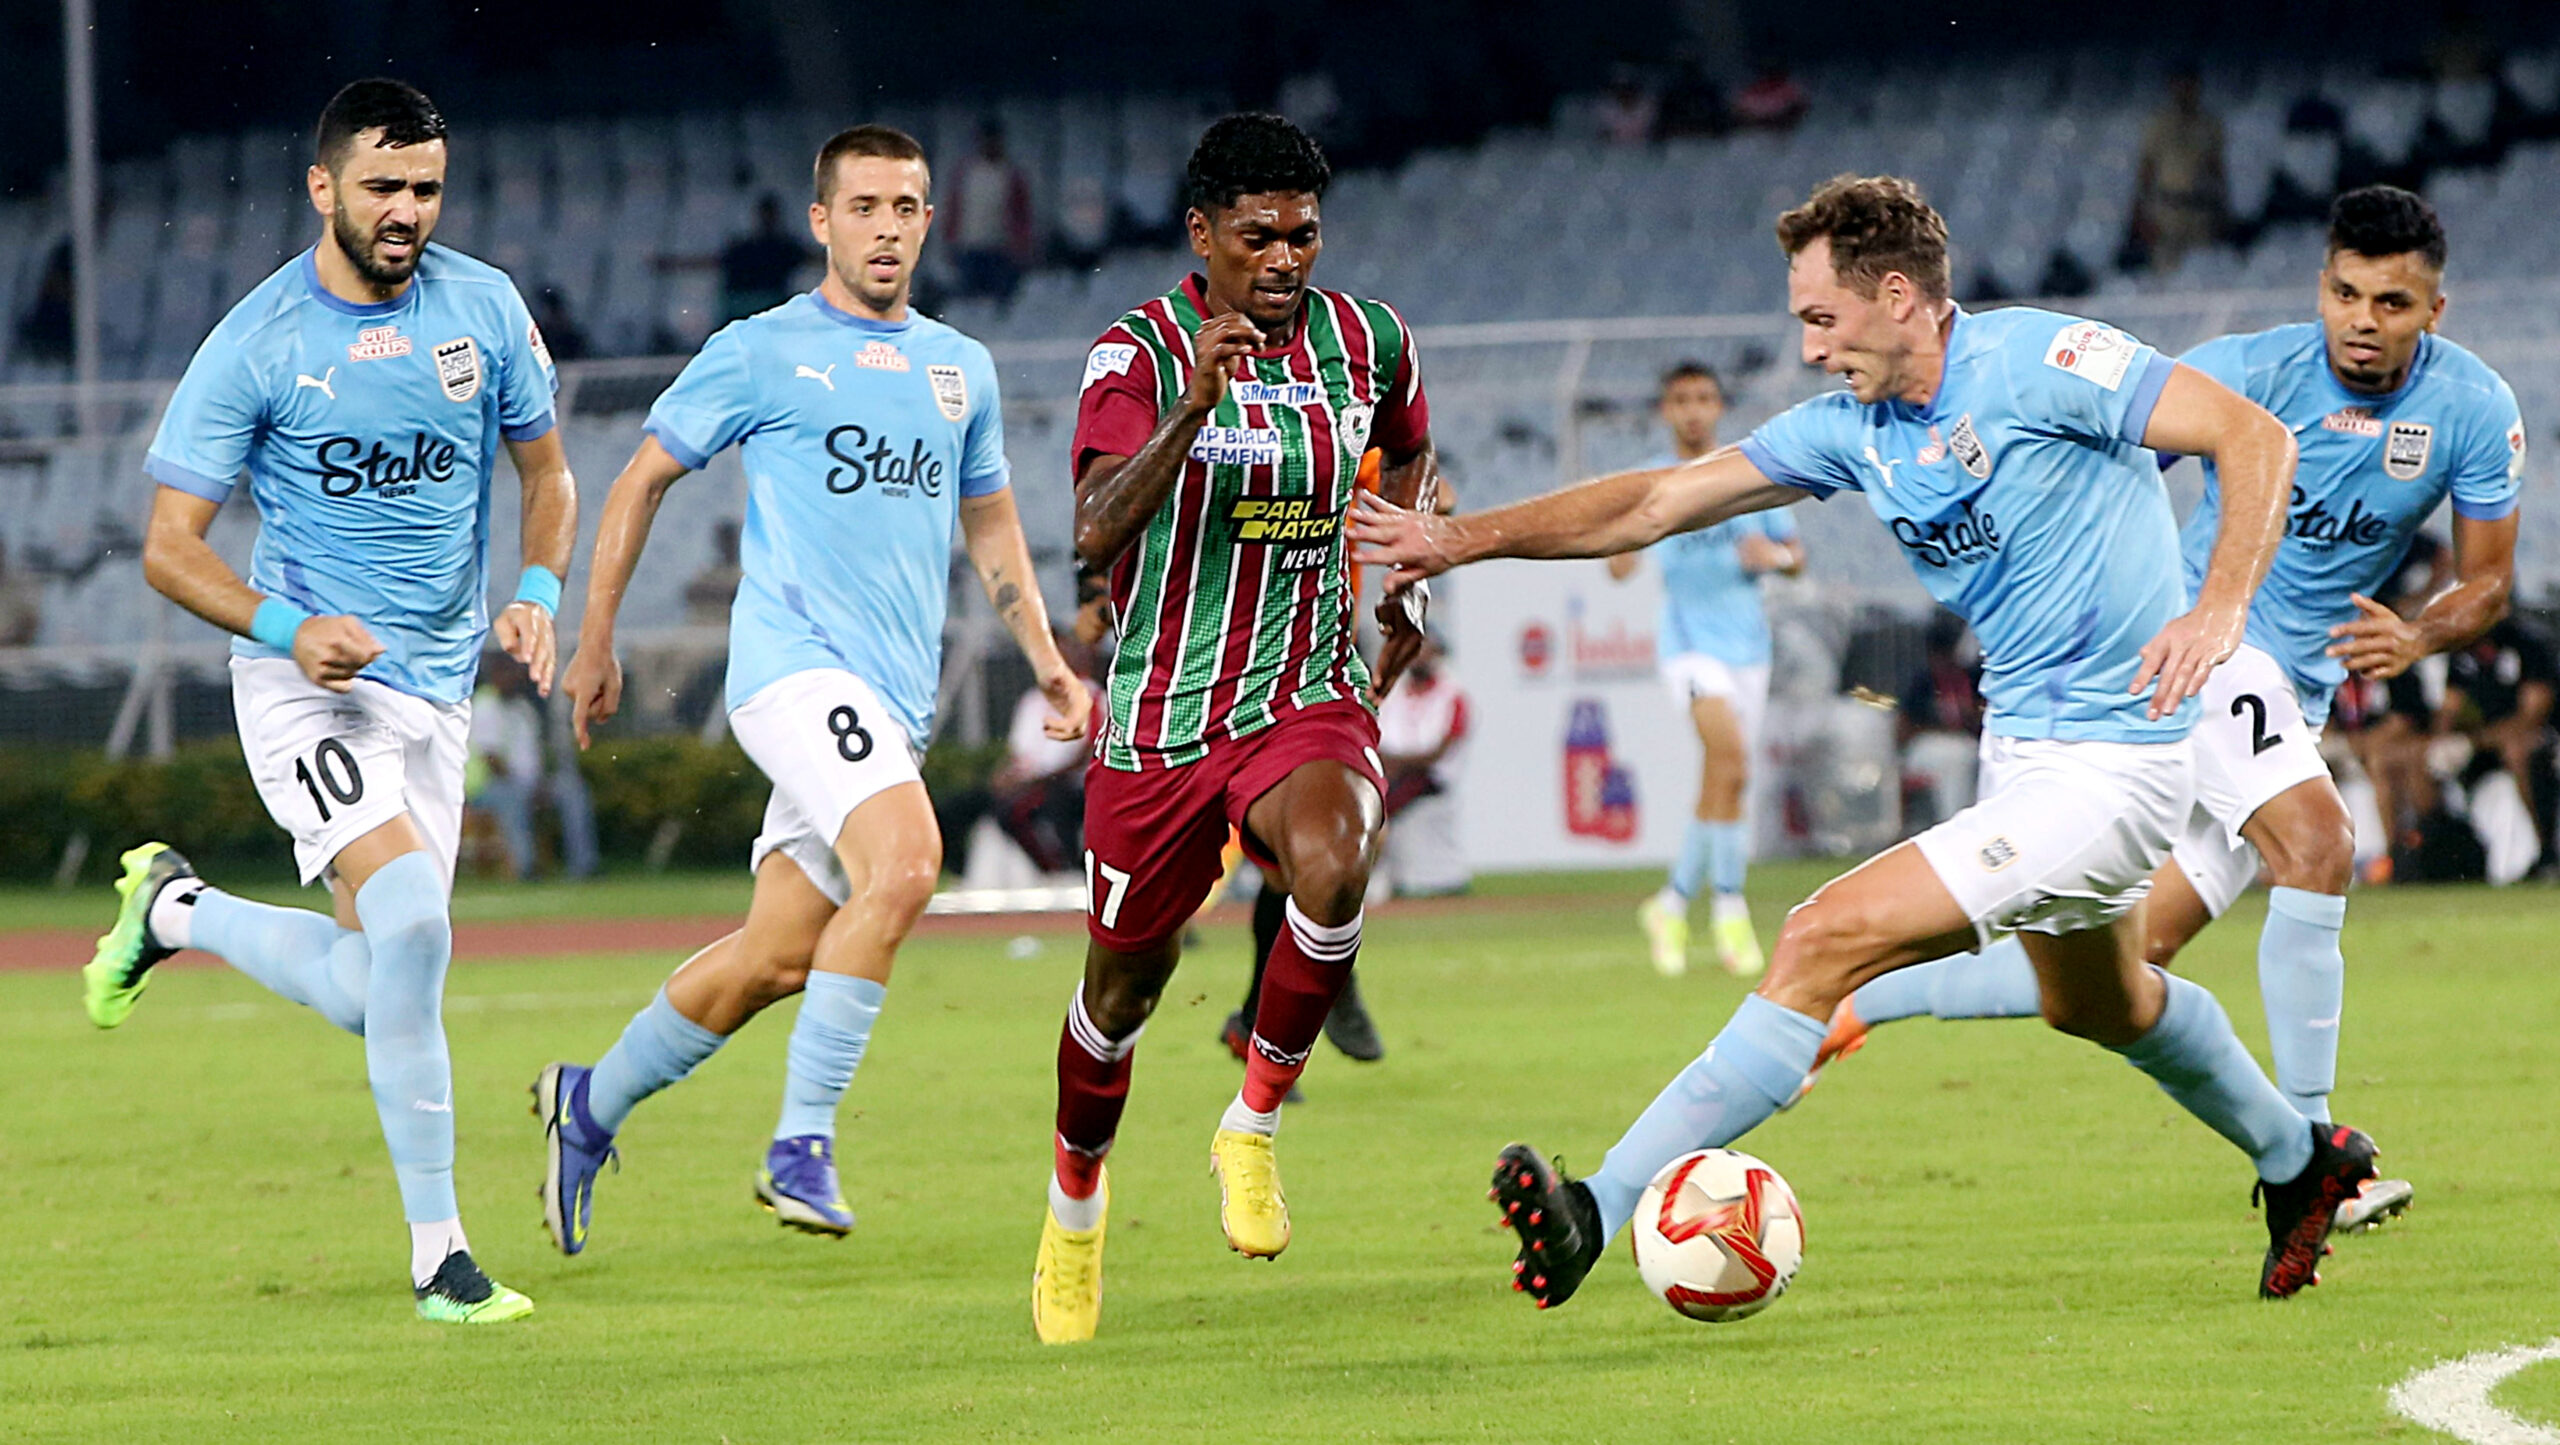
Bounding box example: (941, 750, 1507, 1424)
(2132, 66, 2229, 273)
(0, 549, 40, 646)
(1595, 65, 1660, 145)
(1897, 611, 1983, 832)
(1730, 63, 1810, 132)
(947, 120, 1035, 302)
(988, 633, 1101, 874)
(2438, 616, 2559, 876)
(717, 194, 814, 323)
(14, 238, 72, 364)
(529, 283, 590, 362)
(1054, 174, 1113, 272)
(467, 651, 600, 881)
(684, 520, 744, 626)
(1373, 632, 1471, 897)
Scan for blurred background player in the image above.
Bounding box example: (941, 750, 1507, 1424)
(536, 125, 1086, 1254)
(1356, 173, 2376, 1307)
(1823, 186, 2524, 1234)
(1611, 361, 1806, 979)
(82, 79, 571, 1324)
(1036, 113, 1440, 1343)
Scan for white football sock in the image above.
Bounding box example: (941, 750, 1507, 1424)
(1219, 1091, 1282, 1138)
(147, 879, 210, 950)
(409, 1218, 470, 1288)
(1048, 1174, 1104, 1233)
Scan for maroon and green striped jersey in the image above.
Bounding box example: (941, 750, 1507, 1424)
(1074, 274, 1430, 772)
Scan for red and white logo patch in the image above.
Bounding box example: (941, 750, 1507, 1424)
(2043, 321, 2136, 391)
(855, 340, 910, 373)
(527, 319, 552, 370)
(2509, 417, 2529, 481)
(347, 325, 411, 363)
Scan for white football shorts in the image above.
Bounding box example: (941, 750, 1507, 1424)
(230, 655, 468, 892)
(1913, 732, 2192, 946)
(2172, 644, 2334, 919)
(730, 668, 924, 906)
(1661, 653, 1770, 748)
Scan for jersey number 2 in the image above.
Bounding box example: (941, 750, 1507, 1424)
(2230, 694, 2281, 756)
(294, 738, 365, 821)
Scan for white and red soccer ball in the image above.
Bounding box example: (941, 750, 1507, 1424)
(1629, 1148, 1804, 1322)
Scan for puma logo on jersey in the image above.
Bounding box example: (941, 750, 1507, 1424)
(295, 367, 338, 401)
(795, 363, 838, 391)
(1862, 446, 1902, 490)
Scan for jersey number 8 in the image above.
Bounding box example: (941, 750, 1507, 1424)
(826, 704, 874, 763)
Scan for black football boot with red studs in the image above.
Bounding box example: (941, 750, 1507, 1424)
(1490, 1143, 1604, 1309)
(2255, 1121, 2379, 1299)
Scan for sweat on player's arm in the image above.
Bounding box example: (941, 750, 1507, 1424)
(2327, 508, 2519, 679)
(2123, 360, 2298, 719)
(958, 485, 1090, 742)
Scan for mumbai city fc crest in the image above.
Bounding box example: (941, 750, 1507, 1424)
(1978, 836, 2018, 872)
(1949, 414, 1991, 479)
(2384, 420, 2433, 481)
(432, 337, 482, 403)
(1340, 402, 1374, 458)
(927, 364, 967, 421)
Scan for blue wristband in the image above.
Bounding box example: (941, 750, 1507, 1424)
(513, 565, 563, 614)
(249, 597, 312, 652)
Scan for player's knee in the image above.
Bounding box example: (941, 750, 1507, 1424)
(861, 852, 942, 928)
(2260, 810, 2356, 896)
(2138, 932, 2184, 971)
(2038, 989, 2142, 1047)
(1766, 898, 1876, 1002)
(1278, 838, 1372, 927)
(747, 942, 816, 1003)
(1082, 970, 1167, 1036)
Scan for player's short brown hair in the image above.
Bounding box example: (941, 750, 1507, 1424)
(1776, 174, 1950, 302)
(814, 124, 929, 204)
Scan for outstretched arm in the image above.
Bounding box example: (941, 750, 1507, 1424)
(2326, 510, 2518, 679)
(1348, 447, 1800, 587)
(961, 488, 1090, 742)
(497, 428, 579, 697)
(559, 435, 689, 747)
(142, 486, 382, 693)
(2130, 362, 2297, 718)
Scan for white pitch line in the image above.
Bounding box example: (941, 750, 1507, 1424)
(2391, 1339, 2560, 1444)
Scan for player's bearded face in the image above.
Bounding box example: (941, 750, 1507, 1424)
(321, 137, 445, 291)
(816, 156, 933, 314)
(2318, 249, 2443, 394)
(1193, 193, 1321, 333)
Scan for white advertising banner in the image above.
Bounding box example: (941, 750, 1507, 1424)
(1444, 558, 1701, 872)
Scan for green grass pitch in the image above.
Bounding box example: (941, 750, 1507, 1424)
(2, 863, 2555, 1442)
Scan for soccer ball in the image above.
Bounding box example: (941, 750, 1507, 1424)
(1629, 1148, 1804, 1322)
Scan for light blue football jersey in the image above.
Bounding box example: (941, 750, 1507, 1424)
(1643, 451, 1801, 666)
(645, 291, 1009, 739)
(146, 245, 558, 704)
(2177, 324, 2524, 725)
(1738, 306, 2186, 743)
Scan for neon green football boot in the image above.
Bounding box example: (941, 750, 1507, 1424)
(83, 843, 196, 1029)
(414, 1251, 535, 1325)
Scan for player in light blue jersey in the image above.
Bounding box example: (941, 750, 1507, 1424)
(83, 80, 572, 1324)
(534, 125, 1088, 1254)
(1356, 175, 2378, 1304)
(1612, 361, 1806, 979)
(1824, 187, 2522, 1234)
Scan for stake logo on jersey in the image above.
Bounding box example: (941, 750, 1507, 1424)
(641, 290, 1010, 740)
(1072, 274, 1431, 770)
(1737, 305, 2186, 745)
(432, 337, 481, 402)
(2178, 322, 2526, 727)
(142, 244, 560, 705)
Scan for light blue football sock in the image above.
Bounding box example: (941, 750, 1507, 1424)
(2111, 968, 2312, 1184)
(2258, 888, 2346, 1123)
(774, 972, 887, 1141)
(1703, 820, 1749, 897)
(192, 890, 369, 1035)
(1851, 935, 2045, 1026)
(353, 853, 458, 1223)
(1668, 821, 1717, 901)
(1587, 994, 1827, 1241)
(584, 987, 728, 1140)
